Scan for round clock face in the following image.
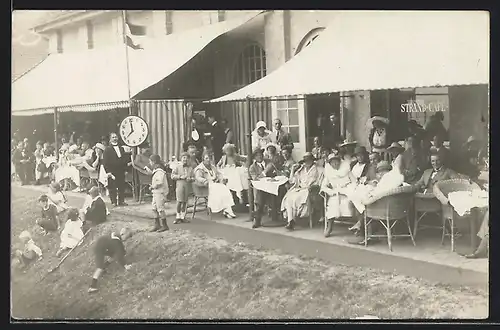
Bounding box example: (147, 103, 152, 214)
(119, 116, 149, 147)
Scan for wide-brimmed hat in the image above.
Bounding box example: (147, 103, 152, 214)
(376, 161, 392, 172)
(339, 139, 357, 147)
(354, 146, 368, 156)
(327, 153, 341, 162)
(94, 143, 105, 151)
(50, 181, 61, 191)
(367, 116, 389, 128)
(68, 144, 79, 153)
(252, 147, 264, 157)
(387, 142, 404, 151)
(255, 121, 267, 130)
(222, 143, 236, 153)
(265, 142, 279, 151)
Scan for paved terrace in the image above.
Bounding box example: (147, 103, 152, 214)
(13, 183, 488, 288)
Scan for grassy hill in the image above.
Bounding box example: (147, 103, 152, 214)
(11, 189, 488, 320)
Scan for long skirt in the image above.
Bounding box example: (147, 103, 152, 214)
(281, 187, 310, 220)
(208, 182, 235, 213)
(325, 193, 354, 219)
(219, 166, 247, 199)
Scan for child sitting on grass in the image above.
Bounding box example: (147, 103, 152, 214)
(56, 208, 84, 257)
(88, 227, 133, 293)
(13, 231, 43, 269)
(149, 154, 170, 232)
(47, 181, 70, 215)
(171, 152, 194, 224)
(80, 186, 107, 226)
(36, 194, 59, 235)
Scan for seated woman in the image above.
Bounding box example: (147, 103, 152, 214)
(80, 186, 107, 227)
(216, 143, 247, 204)
(281, 146, 296, 179)
(47, 181, 70, 215)
(194, 151, 236, 219)
(351, 146, 370, 184)
(264, 143, 285, 174)
(281, 152, 322, 231)
(311, 136, 322, 160)
(55, 144, 80, 190)
(321, 154, 356, 237)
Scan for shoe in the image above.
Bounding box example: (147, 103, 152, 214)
(118, 202, 128, 206)
(285, 220, 295, 231)
(173, 219, 181, 224)
(157, 218, 169, 232)
(88, 287, 98, 293)
(324, 219, 334, 238)
(252, 217, 261, 229)
(181, 213, 190, 223)
(223, 210, 236, 219)
(150, 218, 161, 232)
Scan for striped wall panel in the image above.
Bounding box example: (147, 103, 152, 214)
(228, 99, 271, 155)
(136, 100, 187, 162)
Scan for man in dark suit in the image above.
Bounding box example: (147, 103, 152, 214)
(248, 148, 278, 228)
(414, 150, 460, 192)
(103, 133, 128, 206)
(401, 136, 426, 184)
(207, 114, 225, 163)
(272, 119, 293, 151)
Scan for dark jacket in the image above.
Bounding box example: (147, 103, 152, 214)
(94, 235, 126, 267)
(103, 145, 128, 175)
(414, 167, 460, 191)
(209, 122, 225, 157)
(401, 148, 426, 184)
(85, 197, 107, 224)
(248, 159, 276, 180)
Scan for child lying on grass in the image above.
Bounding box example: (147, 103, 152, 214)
(88, 227, 133, 293)
(56, 208, 84, 257)
(13, 231, 43, 269)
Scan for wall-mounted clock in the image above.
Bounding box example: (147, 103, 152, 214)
(119, 115, 149, 147)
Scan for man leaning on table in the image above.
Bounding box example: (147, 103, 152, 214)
(413, 150, 460, 193)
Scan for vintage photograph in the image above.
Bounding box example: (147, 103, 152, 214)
(11, 10, 489, 320)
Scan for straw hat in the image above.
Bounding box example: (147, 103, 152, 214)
(387, 142, 404, 151)
(354, 146, 368, 155)
(367, 116, 389, 128)
(265, 142, 279, 151)
(339, 138, 357, 147)
(376, 161, 392, 172)
(303, 152, 315, 160)
(252, 147, 264, 157)
(327, 153, 341, 162)
(94, 143, 105, 151)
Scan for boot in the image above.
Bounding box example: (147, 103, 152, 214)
(324, 219, 334, 237)
(157, 218, 169, 232)
(181, 212, 190, 223)
(150, 218, 161, 232)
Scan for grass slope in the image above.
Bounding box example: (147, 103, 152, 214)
(11, 190, 488, 320)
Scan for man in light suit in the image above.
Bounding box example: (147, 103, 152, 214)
(103, 133, 129, 207)
(248, 148, 278, 228)
(414, 150, 460, 193)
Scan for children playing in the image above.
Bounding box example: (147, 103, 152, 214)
(13, 231, 43, 269)
(47, 181, 70, 215)
(56, 208, 84, 257)
(80, 186, 107, 226)
(36, 194, 59, 234)
(149, 154, 170, 232)
(171, 152, 194, 224)
(88, 227, 132, 293)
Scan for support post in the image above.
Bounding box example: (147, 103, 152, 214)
(246, 97, 254, 221)
(53, 107, 59, 162)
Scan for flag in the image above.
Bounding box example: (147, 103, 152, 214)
(123, 11, 147, 50)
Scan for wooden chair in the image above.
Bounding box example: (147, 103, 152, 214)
(364, 185, 418, 251)
(413, 192, 442, 240)
(191, 183, 211, 220)
(136, 171, 152, 204)
(433, 178, 480, 252)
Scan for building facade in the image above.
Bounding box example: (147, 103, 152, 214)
(29, 10, 484, 158)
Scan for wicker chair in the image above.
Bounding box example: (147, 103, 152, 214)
(413, 192, 442, 240)
(363, 185, 418, 251)
(433, 178, 480, 252)
(191, 183, 211, 220)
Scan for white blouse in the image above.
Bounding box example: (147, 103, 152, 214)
(351, 162, 366, 179)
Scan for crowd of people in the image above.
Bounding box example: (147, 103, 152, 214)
(12, 111, 489, 275)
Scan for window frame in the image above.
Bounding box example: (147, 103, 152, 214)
(232, 43, 267, 90)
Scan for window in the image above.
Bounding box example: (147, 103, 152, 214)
(232, 44, 267, 89)
(165, 11, 173, 35)
(295, 27, 325, 55)
(56, 29, 63, 53)
(86, 21, 94, 49)
(218, 10, 226, 22)
(276, 99, 300, 143)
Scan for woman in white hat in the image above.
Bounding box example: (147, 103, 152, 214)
(251, 121, 274, 151)
(367, 116, 390, 153)
(216, 143, 248, 204)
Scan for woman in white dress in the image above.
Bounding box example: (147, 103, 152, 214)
(194, 151, 236, 218)
(321, 154, 356, 237)
(251, 121, 274, 151)
(216, 144, 248, 204)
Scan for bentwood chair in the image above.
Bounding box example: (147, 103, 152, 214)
(191, 183, 212, 220)
(364, 185, 418, 251)
(433, 178, 480, 252)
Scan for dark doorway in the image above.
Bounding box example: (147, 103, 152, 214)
(306, 93, 340, 150)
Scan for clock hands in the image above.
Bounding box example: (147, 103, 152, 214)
(127, 122, 135, 138)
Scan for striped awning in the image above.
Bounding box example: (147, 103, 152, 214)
(209, 11, 489, 102)
(12, 11, 263, 115)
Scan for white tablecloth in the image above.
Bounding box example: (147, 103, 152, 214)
(251, 176, 288, 196)
(55, 165, 81, 187)
(448, 190, 488, 216)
